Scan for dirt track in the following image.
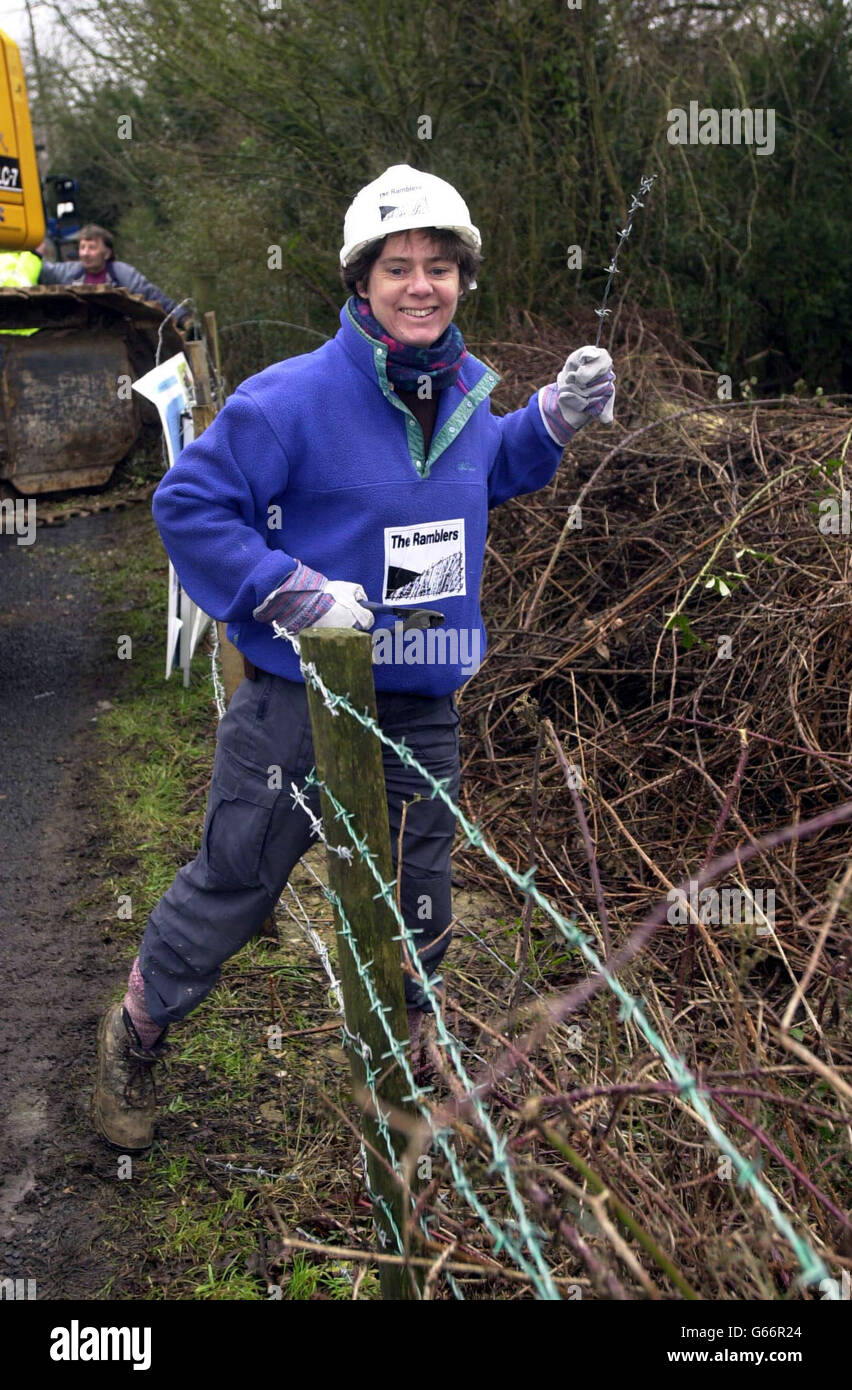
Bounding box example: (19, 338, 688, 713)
(0, 508, 133, 1298)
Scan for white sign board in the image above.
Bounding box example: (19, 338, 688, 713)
(133, 354, 212, 685)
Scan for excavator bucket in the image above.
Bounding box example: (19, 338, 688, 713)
(0, 284, 185, 493)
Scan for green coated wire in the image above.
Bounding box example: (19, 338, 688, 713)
(296, 654, 836, 1297)
(308, 859, 558, 1298)
(289, 818, 467, 1298)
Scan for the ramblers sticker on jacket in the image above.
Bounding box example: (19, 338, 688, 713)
(382, 518, 466, 603)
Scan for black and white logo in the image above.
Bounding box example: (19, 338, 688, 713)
(378, 196, 428, 223)
(383, 519, 466, 603)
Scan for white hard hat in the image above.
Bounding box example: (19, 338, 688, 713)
(340, 164, 481, 267)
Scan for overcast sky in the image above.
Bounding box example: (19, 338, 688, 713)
(0, 1, 55, 54)
(0, 1, 26, 45)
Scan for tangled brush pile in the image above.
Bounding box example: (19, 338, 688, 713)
(419, 305, 852, 1297)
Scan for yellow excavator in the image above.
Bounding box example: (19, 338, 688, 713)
(0, 27, 183, 493)
(0, 26, 43, 250)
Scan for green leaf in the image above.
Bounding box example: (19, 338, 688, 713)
(665, 612, 706, 650)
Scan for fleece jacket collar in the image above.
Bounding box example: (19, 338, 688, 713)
(337, 300, 500, 479)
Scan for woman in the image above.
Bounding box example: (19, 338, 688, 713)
(93, 165, 615, 1152)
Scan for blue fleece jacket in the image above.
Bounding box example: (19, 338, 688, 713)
(151, 301, 564, 696)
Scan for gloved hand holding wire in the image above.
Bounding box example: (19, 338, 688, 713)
(556, 346, 616, 427)
(538, 345, 616, 446)
(253, 562, 374, 633)
(309, 580, 374, 630)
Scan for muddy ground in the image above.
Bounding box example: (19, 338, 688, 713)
(0, 508, 136, 1298)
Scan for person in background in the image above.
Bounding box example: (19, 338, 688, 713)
(38, 223, 191, 328)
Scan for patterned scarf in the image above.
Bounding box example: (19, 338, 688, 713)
(348, 294, 467, 392)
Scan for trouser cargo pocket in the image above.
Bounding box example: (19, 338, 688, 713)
(201, 744, 282, 889)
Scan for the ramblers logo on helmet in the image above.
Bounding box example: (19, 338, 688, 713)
(340, 163, 481, 267)
(379, 197, 428, 222)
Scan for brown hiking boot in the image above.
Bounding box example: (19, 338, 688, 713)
(93, 1002, 169, 1153)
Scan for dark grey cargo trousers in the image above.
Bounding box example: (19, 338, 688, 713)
(138, 673, 460, 1028)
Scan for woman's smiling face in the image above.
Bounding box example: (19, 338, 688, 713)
(356, 229, 460, 347)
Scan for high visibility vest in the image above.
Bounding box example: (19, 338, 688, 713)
(0, 249, 40, 334)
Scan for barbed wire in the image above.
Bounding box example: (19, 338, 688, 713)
(281, 850, 465, 1297)
(204, 1158, 299, 1182)
(291, 822, 555, 1296)
(205, 629, 837, 1297)
(296, 766, 559, 1295)
(208, 623, 227, 721)
(291, 649, 834, 1297)
(594, 173, 658, 348)
(279, 776, 552, 1289)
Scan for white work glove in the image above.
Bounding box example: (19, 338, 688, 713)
(254, 565, 375, 635)
(556, 346, 616, 428)
(307, 580, 374, 631)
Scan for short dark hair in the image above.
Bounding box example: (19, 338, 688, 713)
(341, 227, 481, 298)
(78, 224, 114, 252)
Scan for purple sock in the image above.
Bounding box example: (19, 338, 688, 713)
(122, 957, 164, 1049)
(407, 1006, 425, 1049)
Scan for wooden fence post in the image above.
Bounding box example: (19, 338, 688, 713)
(215, 621, 246, 705)
(299, 628, 422, 1300)
(190, 269, 219, 322)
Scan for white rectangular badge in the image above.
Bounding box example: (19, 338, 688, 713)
(382, 518, 466, 603)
